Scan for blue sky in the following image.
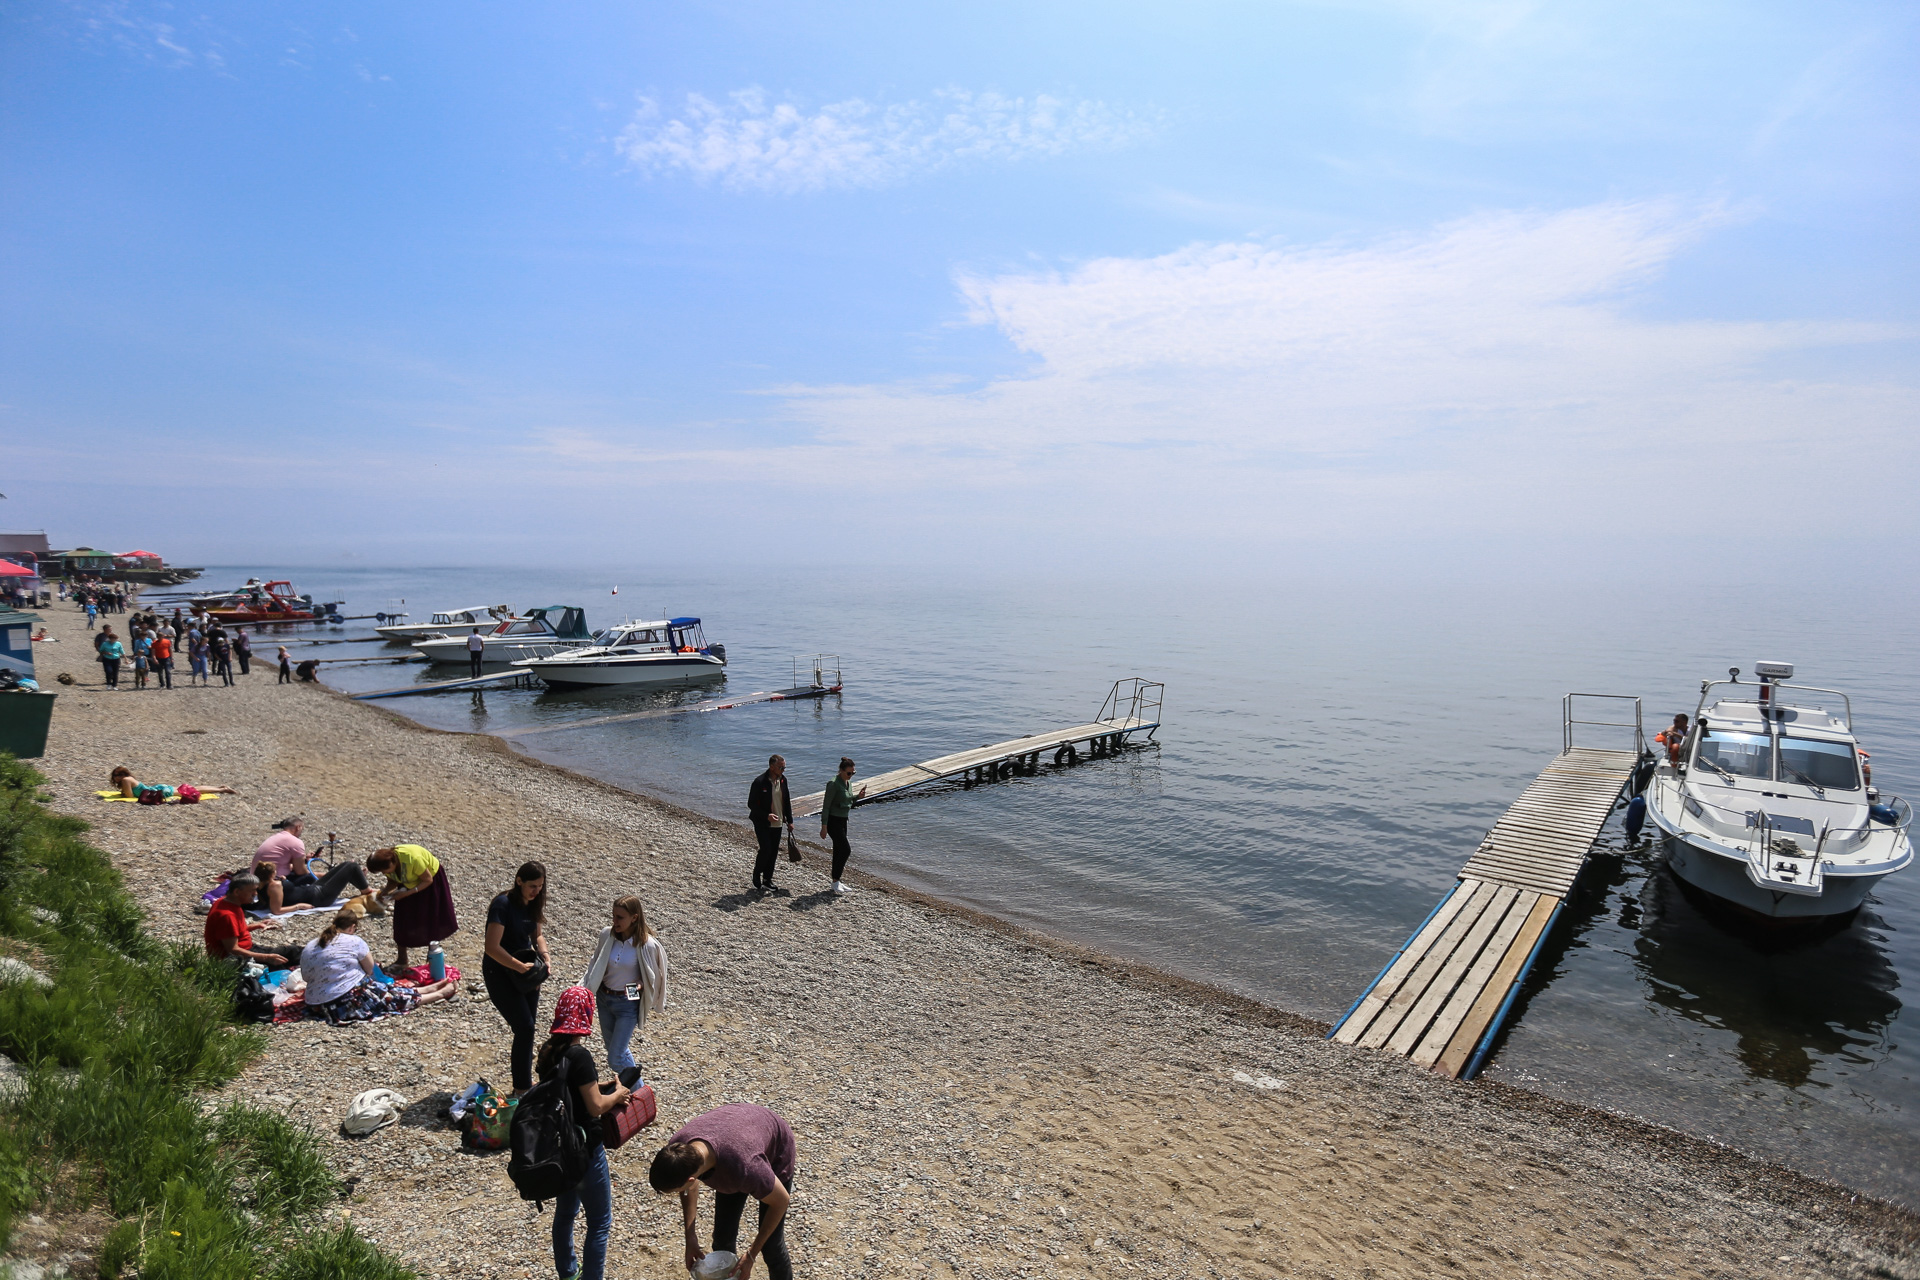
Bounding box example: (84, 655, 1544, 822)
(2, 0, 1915, 570)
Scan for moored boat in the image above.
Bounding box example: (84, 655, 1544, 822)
(512, 617, 726, 687)
(374, 605, 515, 641)
(1645, 662, 1912, 921)
(204, 580, 343, 624)
(412, 605, 591, 665)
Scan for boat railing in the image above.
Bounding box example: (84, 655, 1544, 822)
(1695, 679, 1852, 729)
(1682, 786, 1911, 853)
(1817, 794, 1913, 849)
(1562, 692, 1644, 756)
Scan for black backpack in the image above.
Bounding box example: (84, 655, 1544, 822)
(507, 1054, 591, 1205)
(232, 972, 276, 1024)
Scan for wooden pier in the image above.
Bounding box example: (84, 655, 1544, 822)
(792, 679, 1162, 818)
(351, 669, 540, 699)
(1330, 695, 1644, 1080)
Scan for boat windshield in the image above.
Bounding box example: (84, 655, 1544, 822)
(1696, 730, 1772, 780)
(1779, 737, 1860, 790)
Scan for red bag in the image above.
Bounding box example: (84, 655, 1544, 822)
(177, 785, 202, 804)
(600, 1083, 656, 1150)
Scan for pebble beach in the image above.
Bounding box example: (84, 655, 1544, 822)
(23, 600, 1920, 1280)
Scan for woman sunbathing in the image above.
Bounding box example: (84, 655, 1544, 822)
(109, 766, 237, 800)
(250, 860, 376, 917)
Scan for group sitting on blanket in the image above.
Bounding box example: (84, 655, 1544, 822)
(202, 875, 458, 1023)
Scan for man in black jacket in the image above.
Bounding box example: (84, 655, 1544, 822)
(747, 754, 793, 893)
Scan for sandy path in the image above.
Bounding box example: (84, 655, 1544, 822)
(23, 599, 1918, 1279)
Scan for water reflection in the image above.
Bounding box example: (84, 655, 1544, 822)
(1634, 850, 1901, 1090)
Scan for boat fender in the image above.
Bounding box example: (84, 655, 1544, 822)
(1629, 760, 1655, 797)
(1869, 804, 1899, 826)
(1622, 795, 1647, 841)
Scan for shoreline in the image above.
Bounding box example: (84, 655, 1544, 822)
(374, 687, 1918, 1223)
(23, 597, 1920, 1278)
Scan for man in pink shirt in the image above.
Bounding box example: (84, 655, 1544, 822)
(650, 1104, 796, 1280)
(254, 816, 310, 877)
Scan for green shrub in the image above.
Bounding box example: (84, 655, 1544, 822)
(0, 755, 414, 1278)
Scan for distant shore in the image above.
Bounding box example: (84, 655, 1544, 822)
(26, 596, 1920, 1279)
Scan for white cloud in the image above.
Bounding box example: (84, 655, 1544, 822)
(616, 88, 1157, 191)
(540, 200, 1915, 551)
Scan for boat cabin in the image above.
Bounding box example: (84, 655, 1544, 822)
(592, 617, 713, 655)
(492, 605, 591, 642)
(431, 606, 509, 627)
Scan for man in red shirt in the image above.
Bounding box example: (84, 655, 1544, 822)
(204, 874, 305, 968)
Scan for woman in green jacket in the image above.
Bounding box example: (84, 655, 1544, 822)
(817, 757, 866, 895)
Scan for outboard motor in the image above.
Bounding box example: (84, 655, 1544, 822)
(708, 643, 726, 663)
(1623, 794, 1647, 842)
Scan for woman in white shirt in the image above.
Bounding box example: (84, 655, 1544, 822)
(300, 912, 460, 1025)
(581, 895, 667, 1077)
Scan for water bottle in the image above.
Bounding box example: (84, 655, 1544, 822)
(427, 941, 446, 982)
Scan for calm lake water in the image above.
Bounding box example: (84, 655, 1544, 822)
(180, 565, 1917, 1204)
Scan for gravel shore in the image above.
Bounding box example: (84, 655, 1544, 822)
(22, 600, 1920, 1280)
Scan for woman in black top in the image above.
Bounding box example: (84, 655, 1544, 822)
(482, 860, 552, 1093)
(536, 986, 629, 1280)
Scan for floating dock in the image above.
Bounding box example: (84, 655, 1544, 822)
(793, 678, 1162, 818)
(1329, 695, 1643, 1079)
(497, 682, 843, 737)
(351, 669, 541, 699)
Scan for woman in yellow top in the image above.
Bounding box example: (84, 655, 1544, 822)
(366, 843, 460, 971)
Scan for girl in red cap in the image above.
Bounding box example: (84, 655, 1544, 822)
(536, 985, 632, 1280)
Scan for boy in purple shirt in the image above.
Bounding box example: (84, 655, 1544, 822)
(650, 1103, 796, 1280)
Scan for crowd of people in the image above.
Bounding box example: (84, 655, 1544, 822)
(75, 577, 868, 1280)
(80, 598, 265, 691)
(196, 808, 801, 1280)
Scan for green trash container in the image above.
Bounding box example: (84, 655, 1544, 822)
(0, 691, 56, 759)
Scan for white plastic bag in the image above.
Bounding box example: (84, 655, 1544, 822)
(342, 1088, 408, 1137)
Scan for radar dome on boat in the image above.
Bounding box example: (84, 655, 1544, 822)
(1754, 661, 1795, 680)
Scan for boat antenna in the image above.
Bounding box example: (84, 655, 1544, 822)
(1728, 667, 1740, 683)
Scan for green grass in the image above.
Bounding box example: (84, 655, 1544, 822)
(0, 755, 416, 1279)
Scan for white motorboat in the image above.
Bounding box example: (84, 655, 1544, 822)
(412, 605, 592, 665)
(512, 617, 726, 688)
(374, 605, 514, 641)
(1645, 662, 1912, 921)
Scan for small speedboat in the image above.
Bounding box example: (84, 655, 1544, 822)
(374, 605, 514, 641)
(1645, 662, 1912, 921)
(412, 605, 591, 665)
(204, 580, 343, 624)
(513, 617, 726, 688)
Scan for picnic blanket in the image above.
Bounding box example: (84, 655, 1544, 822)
(245, 900, 350, 919)
(269, 963, 460, 1026)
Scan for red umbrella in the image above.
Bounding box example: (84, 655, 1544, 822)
(0, 561, 34, 576)
(117, 550, 161, 559)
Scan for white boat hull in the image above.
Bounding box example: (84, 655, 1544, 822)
(516, 654, 726, 688)
(376, 623, 464, 640)
(414, 637, 581, 665)
(1661, 833, 1883, 920)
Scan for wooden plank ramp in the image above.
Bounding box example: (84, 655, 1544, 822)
(792, 716, 1156, 818)
(1329, 746, 1636, 1078)
(496, 683, 844, 738)
(351, 669, 540, 699)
